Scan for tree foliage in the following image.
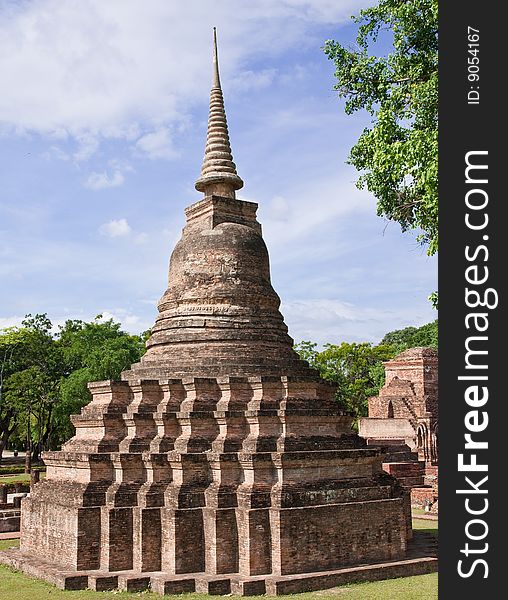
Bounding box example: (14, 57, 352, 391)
(54, 317, 145, 446)
(380, 318, 437, 351)
(0, 314, 146, 461)
(324, 0, 438, 255)
(295, 341, 397, 421)
(294, 319, 437, 421)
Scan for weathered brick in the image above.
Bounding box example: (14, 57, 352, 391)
(4, 32, 422, 597)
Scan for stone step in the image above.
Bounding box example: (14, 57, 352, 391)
(397, 476, 426, 488)
(263, 557, 438, 595)
(0, 548, 438, 596)
(383, 462, 425, 476)
(367, 439, 407, 447)
(406, 532, 438, 558)
(383, 451, 419, 462)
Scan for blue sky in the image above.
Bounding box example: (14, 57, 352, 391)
(0, 0, 436, 346)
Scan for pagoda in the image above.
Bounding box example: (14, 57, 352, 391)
(5, 30, 416, 595)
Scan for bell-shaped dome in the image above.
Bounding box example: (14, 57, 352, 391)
(123, 196, 315, 379)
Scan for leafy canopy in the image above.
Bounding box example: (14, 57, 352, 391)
(0, 314, 146, 454)
(324, 0, 438, 256)
(295, 341, 396, 421)
(294, 319, 437, 420)
(381, 319, 437, 351)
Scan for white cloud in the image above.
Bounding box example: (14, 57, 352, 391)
(97, 308, 151, 334)
(258, 172, 373, 254)
(73, 133, 100, 162)
(43, 145, 70, 161)
(134, 232, 148, 244)
(135, 128, 179, 160)
(0, 316, 24, 330)
(282, 298, 434, 347)
(85, 170, 125, 190)
(0, 0, 368, 150)
(229, 69, 277, 94)
(99, 218, 131, 237)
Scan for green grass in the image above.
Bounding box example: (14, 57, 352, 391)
(412, 518, 438, 536)
(0, 539, 20, 552)
(0, 474, 30, 485)
(0, 472, 46, 485)
(0, 465, 45, 476)
(0, 519, 438, 600)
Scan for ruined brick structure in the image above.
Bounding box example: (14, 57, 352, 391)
(0, 31, 436, 595)
(359, 348, 438, 511)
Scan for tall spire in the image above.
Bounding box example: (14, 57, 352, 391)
(195, 27, 243, 198)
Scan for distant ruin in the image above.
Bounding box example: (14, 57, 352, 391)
(359, 347, 438, 512)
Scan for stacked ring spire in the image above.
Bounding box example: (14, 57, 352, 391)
(195, 28, 244, 196)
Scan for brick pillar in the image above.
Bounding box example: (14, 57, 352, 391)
(216, 377, 253, 411)
(100, 507, 134, 571)
(30, 469, 40, 487)
(133, 507, 162, 572)
(179, 378, 221, 412)
(76, 507, 101, 570)
(242, 413, 282, 453)
(237, 508, 272, 576)
(161, 508, 205, 574)
(150, 380, 184, 453)
(65, 380, 131, 453)
(211, 414, 248, 453)
(174, 413, 220, 453)
(118, 380, 161, 453)
(105, 453, 145, 507)
(136, 452, 172, 508)
(246, 377, 285, 412)
(236, 453, 276, 576)
(173, 379, 221, 453)
(203, 508, 239, 574)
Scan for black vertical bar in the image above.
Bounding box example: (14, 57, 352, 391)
(440, 1, 505, 597)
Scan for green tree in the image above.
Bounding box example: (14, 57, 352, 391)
(53, 317, 145, 446)
(5, 366, 58, 471)
(295, 341, 396, 421)
(0, 327, 26, 460)
(1, 314, 147, 457)
(0, 314, 60, 463)
(381, 319, 437, 351)
(324, 0, 438, 256)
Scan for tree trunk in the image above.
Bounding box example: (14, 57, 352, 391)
(25, 413, 32, 473)
(0, 410, 15, 463)
(32, 441, 42, 463)
(24, 441, 32, 473)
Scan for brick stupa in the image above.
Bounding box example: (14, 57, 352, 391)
(8, 31, 417, 595)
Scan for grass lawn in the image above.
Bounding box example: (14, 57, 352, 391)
(0, 473, 46, 485)
(0, 519, 438, 600)
(412, 518, 438, 536)
(0, 474, 30, 485)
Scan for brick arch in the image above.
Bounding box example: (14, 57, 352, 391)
(431, 423, 438, 462)
(387, 400, 394, 418)
(416, 423, 430, 461)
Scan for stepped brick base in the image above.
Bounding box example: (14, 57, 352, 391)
(0, 532, 437, 595)
(7, 375, 413, 593)
(382, 461, 426, 488)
